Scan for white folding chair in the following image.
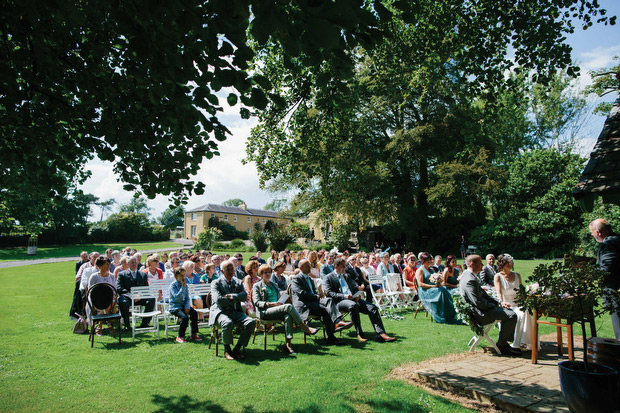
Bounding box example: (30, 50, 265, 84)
(368, 273, 399, 313)
(188, 283, 211, 330)
(150, 278, 174, 313)
(468, 322, 500, 354)
(385, 273, 415, 309)
(129, 286, 162, 342)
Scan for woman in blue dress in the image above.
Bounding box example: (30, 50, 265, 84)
(442, 254, 460, 294)
(415, 252, 460, 324)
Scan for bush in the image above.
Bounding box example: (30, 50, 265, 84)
(330, 224, 352, 252)
(194, 227, 222, 251)
(208, 217, 249, 240)
(230, 238, 246, 249)
(212, 241, 228, 250)
(313, 242, 333, 251)
(86, 212, 169, 242)
(268, 225, 296, 252)
(286, 242, 301, 251)
(250, 228, 269, 252)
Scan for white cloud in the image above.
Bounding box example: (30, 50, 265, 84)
(579, 44, 620, 72)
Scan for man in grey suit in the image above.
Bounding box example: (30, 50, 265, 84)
(479, 254, 496, 287)
(290, 259, 350, 345)
(323, 258, 396, 342)
(209, 260, 256, 360)
(459, 254, 519, 355)
(117, 255, 154, 331)
(590, 218, 620, 338)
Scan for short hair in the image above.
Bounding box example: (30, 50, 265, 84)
(120, 255, 130, 264)
(419, 252, 433, 263)
(112, 250, 120, 257)
(486, 254, 495, 260)
(245, 260, 260, 275)
(89, 252, 99, 259)
(466, 255, 481, 266)
(360, 257, 369, 265)
(221, 260, 233, 271)
(173, 267, 186, 278)
(95, 256, 110, 267)
(205, 263, 215, 273)
(334, 257, 347, 268)
(434, 255, 442, 260)
(590, 218, 613, 235)
(273, 261, 286, 271)
(212, 255, 221, 261)
(496, 254, 514, 272)
(146, 253, 160, 266)
(234, 252, 243, 259)
(182, 260, 194, 273)
(258, 264, 271, 276)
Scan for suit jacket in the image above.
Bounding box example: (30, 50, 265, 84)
(346, 264, 365, 287)
(459, 269, 499, 318)
(599, 234, 620, 290)
(320, 264, 334, 278)
(117, 269, 149, 295)
(234, 268, 245, 280)
(479, 264, 496, 286)
(290, 272, 322, 320)
(323, 271, 359, 303)
(209, 276, 247, 326)
(252, 280, 282, 319)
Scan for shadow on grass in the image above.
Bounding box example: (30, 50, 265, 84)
(151, 395, 228, 412)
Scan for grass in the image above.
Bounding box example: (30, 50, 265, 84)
(2, 259, 611, 412)
(0, 241, 181, 262)
(0, 261, 480, 412)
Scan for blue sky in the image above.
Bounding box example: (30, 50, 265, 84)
(81, 3, 620, 221)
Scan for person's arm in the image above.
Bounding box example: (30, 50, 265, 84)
(291, 276, 319, 302)
(322, 275, 347, 300)
(243, 275, 253, 301)
(252, 282, 269, 310)
(494, 273, 504, 302)
(599, 239, 619, 274)
(415, 268, 435, 289)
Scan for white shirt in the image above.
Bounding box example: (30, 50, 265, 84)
(80, 266, 99, 291)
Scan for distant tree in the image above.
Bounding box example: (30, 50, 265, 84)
(250, 225, 270, 252)
(159, 205, 184, 229)
(585, 56, 620, 115)
(194, 227, 223, 251)
(222, 199, 246, 207)
(96, 199, 117, 222)
(264, 199, 287, 211)
(118, 197, 151, 218)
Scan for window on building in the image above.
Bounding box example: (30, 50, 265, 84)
(224, 215, 228, 221)
(248, 228, 252, 235)
(262, 218, 266, 224)
(211, 213, 215, 218)
(191, 225, 197, 237)
(191, 213, 197, 221)
(247, 217, 251, 223)
(233, 216, 237, 222)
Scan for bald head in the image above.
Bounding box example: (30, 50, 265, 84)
(299, 259, 310, 274)
(590, 218, 612, 242)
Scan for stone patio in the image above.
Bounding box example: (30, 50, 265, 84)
(392, 333, 586, 412)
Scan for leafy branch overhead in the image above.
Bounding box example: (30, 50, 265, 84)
(0, 0, 615, 237)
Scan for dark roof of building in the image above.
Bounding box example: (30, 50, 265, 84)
(573, 92, 620, 212)
(186, 203, 286, 218)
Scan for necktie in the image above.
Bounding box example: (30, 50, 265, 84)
(339, 274, 351, 296)
(305, 275, 314, 292)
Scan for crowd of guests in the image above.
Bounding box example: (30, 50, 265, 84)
(72, 246, 533, 359)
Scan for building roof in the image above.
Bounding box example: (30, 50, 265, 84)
(186, 203, 285, 218)
(573, 90, 620, 212)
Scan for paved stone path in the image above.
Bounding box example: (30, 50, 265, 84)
(396, 334, 583, 412)
(0, 239, 194, 269)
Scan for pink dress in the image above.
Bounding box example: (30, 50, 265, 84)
(244, 275, 260, 314)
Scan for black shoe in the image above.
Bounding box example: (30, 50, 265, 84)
(139, 323, 150, 329)
(498, 345, 521, 356)
(232, 348, 246, 360)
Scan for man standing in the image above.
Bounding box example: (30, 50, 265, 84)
(117, 256, 155, 331)
(459, 255, 519, 355)
(209, 260, 256, 360)
(479, 254, 496, 287)
(290, 259, 350, 345)
(589, 218, 620, 338)
(323, 258, 396, 342)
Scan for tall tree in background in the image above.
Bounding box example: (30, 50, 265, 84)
(159, 205, 184, 229)
(221, 199, 246, 207)
(118, 197, 151, 218)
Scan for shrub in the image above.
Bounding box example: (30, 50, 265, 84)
(211, 241, 228, 250)
(194, 227, 223, 251)
(286, 242, 301, 251)
(230, 238, 246, 249)
(313, 242, 333, 251)
(268, 225, 296, 252)
(250, 228, 269, 252)
(86, 212, 168, 242)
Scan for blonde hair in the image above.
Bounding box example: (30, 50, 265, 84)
(258, 264, 272, 277)
(182, 260, 195, 273)
(245, 260, 260, 276)
(146, 253, 160, 266)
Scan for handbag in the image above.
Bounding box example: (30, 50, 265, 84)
(72, 315, 88, 334)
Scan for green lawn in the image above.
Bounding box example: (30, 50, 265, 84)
(0, 261, 479, 412)
(2, 259, 612, 412)
(0, 241, 181, 262)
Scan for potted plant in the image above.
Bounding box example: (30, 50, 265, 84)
(516, 257, 620, 412)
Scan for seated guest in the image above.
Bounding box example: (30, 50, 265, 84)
(231, 257, 244, 280)
(403, 255, 418, 291)
(415, 252, 460, 324)
(79, 252, 101, 295)
(86, 256, 117, 336)
(360, 257, 384, 296)
(346, 255, 372, 301)
(134, 252, 143, 271)
(142, 254, 163, 283)
(117, 256, 154, 331)
(271, 261, 288, 291)
(194, 255, 206, 279)
(200, 263, 217, 284)
(376, 252, 393, 278)
(323, 258, 396, 342)
(479, 254, 496, 287)
(211, 255, 223, 279)
(267, 250, 278, 269)
(279, 251, 294, 272)
(253, 264, 320, 354)
(110, 250, 121, 273)
(164, 255, 181, 279)
(430, 255, 445, 274)
(256, 251, 266, 265)
(234, 253, 246, 274)
(308, 251, 321, 279)
(70, 251, 90, 318)
(182, 260, 204, 320)
(459, 254, 519, 355)
(320, 254, 335, 279)
(169, 267, 201, 343)
(209, 260, 256, 360)
(76, 251, 89, 275)
(494, 253, 536, 351)
(242, 260, 261, 315)
(294, 251, 305, 269)
(291, 259, 351, 345)
(113, 255, 130, 279)
(442, 255, 460, 290)
(159, 252, 168, 272)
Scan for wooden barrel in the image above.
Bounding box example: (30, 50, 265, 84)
(586, 337, 620, 373)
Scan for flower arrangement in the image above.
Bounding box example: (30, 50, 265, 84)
(430, 273, 443, 287)
(453, 293, 484, 336)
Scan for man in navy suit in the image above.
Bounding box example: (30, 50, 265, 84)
(323, 258, 396, 343)
(117, 255, 154, 331)
(590, 219, 620, 338)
